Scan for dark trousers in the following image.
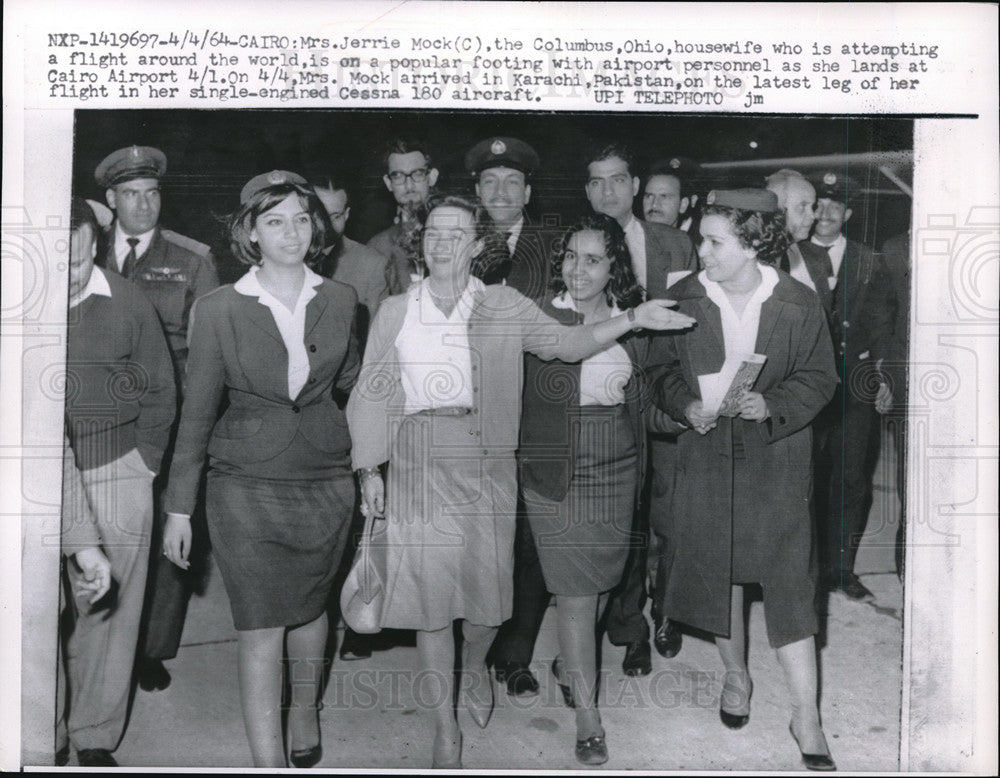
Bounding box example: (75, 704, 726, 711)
(819, 391, 879, 582)
(141, 477, 208, 661)
(488, 502, 550, 668)
(605, 492, 651, 646)
(646, 436, 678, 629)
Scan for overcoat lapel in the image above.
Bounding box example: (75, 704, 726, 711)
(755, 296, 783, 355)
(695, 295, 725, 355)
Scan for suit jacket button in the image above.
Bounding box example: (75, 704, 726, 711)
(778, 415, 786, 425)
(292, 405, 301, 413)
(309, 344, 317, 352)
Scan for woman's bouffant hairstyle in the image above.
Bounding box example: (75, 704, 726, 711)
(229, 182, 329, 268)
(550, 213, 644, 309)
(701, 204, 791, 266)
(402, 193, 490, 277)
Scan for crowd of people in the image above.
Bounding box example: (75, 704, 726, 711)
(57, 134, 910, 770)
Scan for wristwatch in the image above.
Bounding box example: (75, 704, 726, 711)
(627, 307, 641, 332)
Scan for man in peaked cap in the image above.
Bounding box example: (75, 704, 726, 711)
(642, 156, 700, 233)
(95, 144, 220, 693)
(465, 135, 559, 697)
(799, 170, 894, 602)
(465, 135, 553, 300)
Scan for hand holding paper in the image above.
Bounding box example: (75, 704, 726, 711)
(698, 353, 767, 418)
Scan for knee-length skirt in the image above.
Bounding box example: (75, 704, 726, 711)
(524, 404, 638, 596)
(206, 470, 354, 631)
(380, 411, 518, 631)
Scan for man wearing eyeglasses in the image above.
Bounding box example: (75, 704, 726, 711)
(367, 138, 439, 295)
(584, 142, 698, 677)
(95, 144, 219, 695)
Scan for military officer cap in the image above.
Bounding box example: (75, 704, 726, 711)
(705, 188, 779, 213)
(464, 136, 540, 177)
(239, 170, 308, 203)
(95, 145, 167, 189)
(811, 170, 861, 205)
(653, 155, 701, 179)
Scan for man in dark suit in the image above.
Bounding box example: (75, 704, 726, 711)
(466, 135, 554, 300)
(642, 156, 700, 235)
(463, 136, 556, 697)
(799, 171, 894, 601)
(585, 143, 699, 675)
(366, 138, 439, 295)
(95, 145, 219, 692)
(765, 168, 820, 288)
(875, 231, 911, 578)
(313, 175, 390, 344)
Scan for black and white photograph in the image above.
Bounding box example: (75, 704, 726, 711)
(3, 2, 997, 774)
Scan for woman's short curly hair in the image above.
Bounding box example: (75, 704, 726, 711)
(550, 213, 644, 309)
(701, 204, 790, 266)
(229, 182, 329, 269)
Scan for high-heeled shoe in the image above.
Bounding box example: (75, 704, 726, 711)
(431, 728, 463, 769)
(575, 734, 609, 766)
(551, 656, 575, 709)
(789, 723, 836, 771)
(463, 664, 494, 729)
(289, 743, 322, 769)
(719, 670, 752, 729)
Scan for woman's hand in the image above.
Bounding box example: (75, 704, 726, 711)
(737, 391, 770, 422)
(163, 513, 192, 570)
(360, 474, 385, 519)
(72, 547, 112, 604)
(634, 299, 697, 331)
(685, 400, 718, 435)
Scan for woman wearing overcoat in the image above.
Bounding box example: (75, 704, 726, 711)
(346, 194, 694, 769)
(649, 189, 839, 770)
(162, 171, 360, 768)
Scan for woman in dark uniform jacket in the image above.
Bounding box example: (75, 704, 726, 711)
(650, 189, 839, 770)
(519, 214, 680, 765)
(162, 172, 360, 768)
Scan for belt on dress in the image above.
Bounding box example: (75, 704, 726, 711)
(412, 406, 474, 417)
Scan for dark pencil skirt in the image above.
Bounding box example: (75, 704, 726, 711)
(206, 470, 354, 631)
(524, 404, 638, 596)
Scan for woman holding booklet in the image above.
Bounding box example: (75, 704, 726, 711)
(649, 188, 839, 770)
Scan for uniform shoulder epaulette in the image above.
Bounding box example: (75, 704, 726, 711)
(161, 229, 212, 257)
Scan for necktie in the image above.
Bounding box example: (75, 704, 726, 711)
(121, 237, 140, 279)
(817, 243, 835, 279)
(473, 231, 513, 285)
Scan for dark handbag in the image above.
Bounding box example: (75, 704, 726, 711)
(339, 511, 387, 634)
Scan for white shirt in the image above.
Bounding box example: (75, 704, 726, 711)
(113, 224, 154, 272)
(552, 292, 632, 406)
(786, 244, 817, 291)
(701, 264, 780, 359)
(504, 217, 524, 256)
(70, 265, 112, 308)
(622, 215, 648, 292)
(811, 234, 847, 290)
(395, 277, 483, 414)
(233, 265, 322, 400)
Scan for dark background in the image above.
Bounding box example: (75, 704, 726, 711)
(73, 110, 913, 283)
